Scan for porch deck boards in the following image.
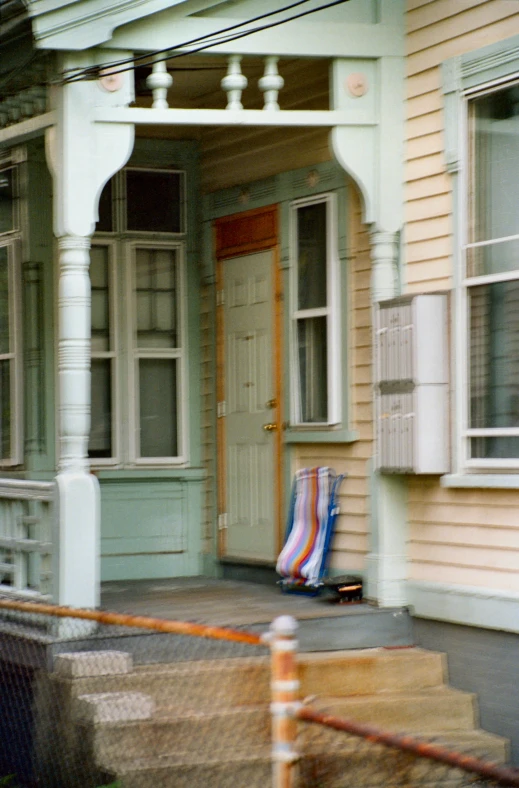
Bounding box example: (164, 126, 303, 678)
(101, 577, 365, 628)
(100, 578, 414, 654)
(0, 579, 413, 670)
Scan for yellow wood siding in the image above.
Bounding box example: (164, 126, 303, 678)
(295, 185, 372, 573)
(406, 0, 519, 593)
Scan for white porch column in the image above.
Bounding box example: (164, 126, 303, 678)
(46, 50, 135, 607)
(58, 235, 92, 472)
(55, 235, 100, 609)
(366, 228, 407, 607)
(330, 55, 408, 609)
(370, 229, 399, 302)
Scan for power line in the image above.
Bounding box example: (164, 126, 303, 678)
(64, 0, 318, 80)
(62, 0, 351, 84)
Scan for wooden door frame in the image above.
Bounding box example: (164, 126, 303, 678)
(214, 204, 283, 561)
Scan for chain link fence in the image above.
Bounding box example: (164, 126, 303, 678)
(296, 707, 519, 788)
(1, 600, 519, 788)
(0, 599, 269, 788)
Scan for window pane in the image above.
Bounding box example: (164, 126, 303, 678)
(96, 178, 113, 232)
(135, 248, 178, 348)
(469, 282, 519, 457)
(90, 246, 110, 352)
(139, 359, 178, 457)
(297, 202, 327, 310)
(0, 169, 15, 234)
(126, 170, 182, 233)
(297, 316, 328, 422)
(0, 359, 11, 459)
(89, 359, 112, 459)
(0, 247, 9, 355)
(466, 239, 519, 279)
(471, 436, 519, 459)
(469, 86, 519, 247)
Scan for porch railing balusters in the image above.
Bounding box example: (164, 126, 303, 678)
(0, 480, 55, 600)
(221, 55, 247, 110)
(146, 59, 173, 109)
(259, 57, 284, 111)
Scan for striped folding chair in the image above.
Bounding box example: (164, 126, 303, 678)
(276, 467, 345, 594)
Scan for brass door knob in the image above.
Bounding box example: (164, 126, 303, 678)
(263, 423, 278, 432)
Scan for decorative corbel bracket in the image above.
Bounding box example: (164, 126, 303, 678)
(45, 50, 135, 238)
(330, 57, 404, 236)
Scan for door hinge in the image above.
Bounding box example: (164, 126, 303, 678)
(216, 289, 225, 306)
(217, 400, 226, 418)
(218, 513, 228, 530)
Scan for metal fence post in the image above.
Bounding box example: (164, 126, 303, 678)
(268, 615, 300, 788)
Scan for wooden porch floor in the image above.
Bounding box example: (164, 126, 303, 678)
(101, 576, 366, 628)
(100, 577, 414, 651)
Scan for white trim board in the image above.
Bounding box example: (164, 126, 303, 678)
(408, 580, 519, 635)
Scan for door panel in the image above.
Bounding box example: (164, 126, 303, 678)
(223, 250, 276, 561)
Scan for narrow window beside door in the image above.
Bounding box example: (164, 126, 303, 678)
(291, 194, 340, 426)
(0, 164, 22, 466)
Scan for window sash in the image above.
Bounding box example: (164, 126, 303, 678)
(0, 239, 22, 467)
(128, 241, 186, 464)
(89, 241, 118, 465)
(461, 81, 519, 464)
(290, 194, 340, 426)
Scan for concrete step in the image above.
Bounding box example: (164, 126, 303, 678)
(109, 750, 272, 788)
(86, 705, 271, 764)
(301, 727, 509, 762)
(308, 688, 477, 733)
(299, 648, 445, 697)
(49, 646, 513, 788)
(80, 687, 478, 765)
(299, 729, 508, 786)
(54, 648, 445, 713)
(59, 656, 271, 711)
(107, 729, 508, 788)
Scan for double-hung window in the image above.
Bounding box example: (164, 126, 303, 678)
(290, 194, 340, 425)
(464, 83, 519, 465)
(90, 167, 186, 465)
(0, 163, 22, 466)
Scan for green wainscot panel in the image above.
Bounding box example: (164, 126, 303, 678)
(100, 478, 203, 581)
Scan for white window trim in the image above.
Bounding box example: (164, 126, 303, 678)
(126, 239, 187, 465)
(289, 192, 341, 427)
(459, 75, 519, 470)
(89, 238, 120, 467)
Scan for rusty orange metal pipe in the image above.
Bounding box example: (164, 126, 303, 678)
(0, 597, 263, 646)
(297, 706, 519, 787)
(269, 615, 300, 788)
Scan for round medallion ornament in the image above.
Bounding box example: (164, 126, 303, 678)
(306, 170, 320, 188)
(98, 69, 124, 93)
(346, 73, 368, 98)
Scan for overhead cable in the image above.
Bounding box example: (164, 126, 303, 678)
(61, 0, 351, 84)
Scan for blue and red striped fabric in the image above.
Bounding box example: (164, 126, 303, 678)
(276, 467, 337, 587)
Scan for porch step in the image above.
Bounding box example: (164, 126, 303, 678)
(83, 705, 271, 763)
(105, 729, 508, 788)
(52, 648, 445, 712)
(307, 688, 477, 733)
(78, 688, 478, 765)
(40, 647, 512, 787)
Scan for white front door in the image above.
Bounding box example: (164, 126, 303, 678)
(222, 250, 278, 561)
